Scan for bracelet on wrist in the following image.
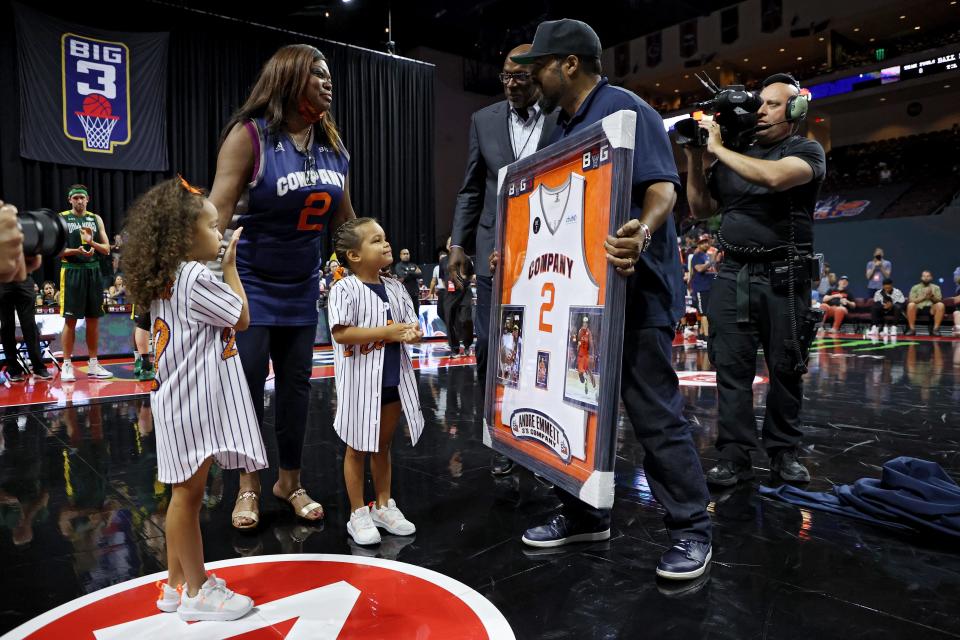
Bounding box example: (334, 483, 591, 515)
(638, 223, 652, 253)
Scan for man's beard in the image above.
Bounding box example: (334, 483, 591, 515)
(538, 91, 559, 114)
(538, 71, 567, 113)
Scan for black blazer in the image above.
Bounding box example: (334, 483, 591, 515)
(451, 101, 558, 277)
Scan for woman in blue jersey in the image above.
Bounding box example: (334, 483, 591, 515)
(210, 44, 355, 529)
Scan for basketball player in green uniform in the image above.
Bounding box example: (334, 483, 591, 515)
(58, 185, 113, 381)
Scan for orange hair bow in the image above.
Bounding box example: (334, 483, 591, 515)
(176, 174, 202, 195)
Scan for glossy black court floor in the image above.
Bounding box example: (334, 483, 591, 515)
(1, 338, 959, 639)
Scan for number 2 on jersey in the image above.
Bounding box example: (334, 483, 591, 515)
(221, 328, 238, 360)
(539, 282, 555, 332)
(151, 318, 171, 391)
(297, 192, 332, 231)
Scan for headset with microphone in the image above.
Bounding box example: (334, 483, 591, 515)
(760, 72, 809, 123)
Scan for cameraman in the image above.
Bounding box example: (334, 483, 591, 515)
(0, 201, 42, 283)
(685, 74, 825, 486)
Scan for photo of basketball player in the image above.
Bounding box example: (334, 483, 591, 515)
(564, 306, 602, 408)
(536, 351, 549, 389)
(497, 307, 524, 387)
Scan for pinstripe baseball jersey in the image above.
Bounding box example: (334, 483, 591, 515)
(328, 275, 424, 452)
(150, 262, 268, 484)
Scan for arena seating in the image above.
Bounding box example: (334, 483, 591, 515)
(831, 296, 957, 334)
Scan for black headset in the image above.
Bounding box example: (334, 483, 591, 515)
(762, 73, 809, 122)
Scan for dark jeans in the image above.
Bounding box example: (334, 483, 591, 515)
(235, 325, 315, 470)
(871, 301, 904, 326)
(475, 275, 492, 387)
(443, 287, 474, 353)
(708, 265, 810, 466)
(556, 326, 712, 543)
(0, 281, 44, 375)
(404, 282, 420, 320)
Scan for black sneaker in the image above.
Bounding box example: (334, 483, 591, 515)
(491, 453, 515, 476)
(32, 368, 54, 381)
(771, 449, 810, 483)
(6, 372, 25, 382)
(521, 513, 611, 548)
(656, 540, 712, 580)
(705, 460, 754, 487)
(904, 328, 916, 336)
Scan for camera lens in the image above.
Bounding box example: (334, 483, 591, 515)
(18, 209, 69, 257)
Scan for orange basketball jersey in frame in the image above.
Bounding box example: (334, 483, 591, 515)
(493, 154, 614, 479)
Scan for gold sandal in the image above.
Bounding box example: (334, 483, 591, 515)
(231, 490, 260, 530)
(277, 487, 324, 522)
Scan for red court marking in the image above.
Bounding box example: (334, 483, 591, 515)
(5, 555, 513, 640)
(0, 343, 476, 409)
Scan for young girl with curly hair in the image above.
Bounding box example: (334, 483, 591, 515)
(123, 176, 267, 621)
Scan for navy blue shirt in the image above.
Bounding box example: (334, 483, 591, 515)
(549, 78, 684, 327)
(364, 283, 401, 388)
(690, 251, 715, 293)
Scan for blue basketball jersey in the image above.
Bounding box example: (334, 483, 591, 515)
(236, 117, 350, 326)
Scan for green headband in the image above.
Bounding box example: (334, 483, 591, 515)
(68, 188, 88, 198)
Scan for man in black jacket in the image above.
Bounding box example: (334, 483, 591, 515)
(448, 43, 558, 476)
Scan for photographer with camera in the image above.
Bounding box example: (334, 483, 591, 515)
(866, 247, 892, 295)
(0, 200, 55, 380)
(684, 73, 825, 487)
(58, 185, 113, 382)
(0, 201, 42, 283)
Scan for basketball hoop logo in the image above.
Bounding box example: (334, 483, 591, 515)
(61, 33, 131, 153)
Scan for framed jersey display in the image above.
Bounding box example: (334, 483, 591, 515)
(484, 110, 636, 509)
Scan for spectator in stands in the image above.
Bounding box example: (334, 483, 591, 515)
(953, 266, 960, 336)
(393, 248, 422, 318)
(110, 234, 123, 275)
(430, 246, 448, 312)
(822, 275, 856, 333)
(41, 281, 58, 307)
(878, 162, 892, 184)
(868, 278, 905, 337)
(689, 234, 716, 344)
(323, 260, 339, 289)
(905, 270, 945, 336)
(865, 248, 892, 294)
(818, 269, 836, 298)
(109, 275, 126, 304)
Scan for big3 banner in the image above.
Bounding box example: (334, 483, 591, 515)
(14, 4, 169, 170)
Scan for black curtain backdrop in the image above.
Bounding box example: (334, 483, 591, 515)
(0, 0, 436, 285)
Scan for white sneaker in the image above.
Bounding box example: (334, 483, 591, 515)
(347, 505, 382, 545)
(867, 325, 879, 336)
(370, 499, 416, 536)
(879, 326, 889, 336)
(86, 362, 113, 378)
(177, 574, 253, 622)
(61, 362, 75, 382)
(156, 582, 181, 613)
(889, 325, 898, 336)
(156, 576, 225, 613)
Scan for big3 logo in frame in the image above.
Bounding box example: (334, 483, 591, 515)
(61, 33, 131, 153)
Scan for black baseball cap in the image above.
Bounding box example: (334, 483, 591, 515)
(510, 19, 602, 64)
